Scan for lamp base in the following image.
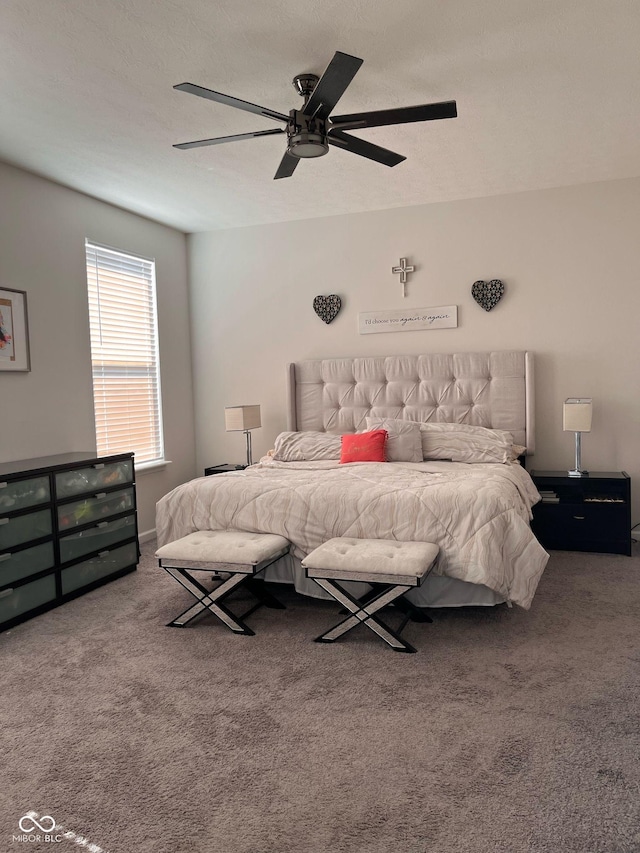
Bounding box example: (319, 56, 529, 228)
(244, 429, 253, 467)
(568, 431, 588, 478)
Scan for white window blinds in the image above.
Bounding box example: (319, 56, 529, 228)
(86, 241, 164, 466)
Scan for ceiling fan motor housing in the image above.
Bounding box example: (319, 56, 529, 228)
(292, 73, 319, 99)
(287, 109, 329, 159)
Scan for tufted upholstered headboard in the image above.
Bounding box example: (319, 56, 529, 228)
(286, 351, 535, 453)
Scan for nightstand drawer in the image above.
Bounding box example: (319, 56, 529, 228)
(0, 542, 55, 587)
(532, 503, 630, 553)
(533, 502, 628, 540)
(0, 476, 50, 513)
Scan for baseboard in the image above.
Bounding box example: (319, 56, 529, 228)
(138, 528, 156, 544)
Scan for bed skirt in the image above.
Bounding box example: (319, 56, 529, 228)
(262, 552, 504, 608)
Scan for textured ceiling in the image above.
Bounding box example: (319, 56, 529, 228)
(2, 0, 640, 233)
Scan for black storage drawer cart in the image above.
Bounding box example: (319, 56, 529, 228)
(530, 470, 631, 556)
(0, 452, 139, 632)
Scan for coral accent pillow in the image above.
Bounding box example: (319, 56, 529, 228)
(340, 430, 387, 463)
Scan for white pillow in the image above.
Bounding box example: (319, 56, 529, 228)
(272, 431, 341, 461)
(419, 422, 517, 464)
(364, 417, 423, 463)
(510, 443, 527, 462)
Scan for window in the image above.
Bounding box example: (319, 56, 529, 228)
(85, 241, 164, 467)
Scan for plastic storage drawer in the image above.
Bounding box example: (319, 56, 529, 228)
(0, 575, 57, 623)
(61, 541, 138, 595)
(59, 515, 136, 563)
(55, 459, 134, 499)
(0, 542, 55, 587)
(58, 487, 135, 531)
(0, 509, 52, 551)
(0, 476, 50, 513)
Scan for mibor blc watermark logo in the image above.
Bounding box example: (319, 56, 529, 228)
(12, 811, 109, 851)
(13, 812, 61, 844)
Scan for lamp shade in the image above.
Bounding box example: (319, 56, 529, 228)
(224, 405, 261, 432)
(563, 398, 592, 433)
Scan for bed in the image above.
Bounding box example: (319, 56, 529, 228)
(156, 351, 549, 609)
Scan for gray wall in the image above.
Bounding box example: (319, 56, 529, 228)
(3, 158, 639, 533)
(0, 161, 196, 534)
(188, 177, 640, 525)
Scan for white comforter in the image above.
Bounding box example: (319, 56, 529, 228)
(156, 458, 549, 609)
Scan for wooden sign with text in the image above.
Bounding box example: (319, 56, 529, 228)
(358, 306, 458, 335)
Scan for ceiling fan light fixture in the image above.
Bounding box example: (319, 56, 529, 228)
(288, 130, 329, 158)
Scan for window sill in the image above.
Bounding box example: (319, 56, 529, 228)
(136, 460, 172, 475)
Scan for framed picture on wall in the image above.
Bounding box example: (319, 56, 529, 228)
(0, 287, 31, 372)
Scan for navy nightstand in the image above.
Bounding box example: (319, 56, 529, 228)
(204, 464, 247, 476)
(530, 470, 631, 555)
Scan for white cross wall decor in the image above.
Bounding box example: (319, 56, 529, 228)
(392, 258, 415, 297)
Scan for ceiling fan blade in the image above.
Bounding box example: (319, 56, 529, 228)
(328, 129, 405, 167)
(274, 151, 300, 180)
(303, 52, 363, 121)
(174, 128, 286, 150)
(174, 82, 289, 123)
(330, 100, 457, 130)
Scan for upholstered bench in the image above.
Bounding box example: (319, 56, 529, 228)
(156, 530, 290, 634)
(302, 537, 439, 653)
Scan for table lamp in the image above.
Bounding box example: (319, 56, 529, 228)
(563, 398, 592, 477)
(225, 405, 261, 466)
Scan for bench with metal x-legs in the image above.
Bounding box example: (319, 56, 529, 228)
(156, 530, 290, 634)
(302, 537, 439, 653)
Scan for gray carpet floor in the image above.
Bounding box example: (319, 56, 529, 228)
(1, 539, 639, 853)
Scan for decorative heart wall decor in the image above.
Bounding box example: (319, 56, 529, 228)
(313, 294, 342, 324)
(471, 279, 505, 312)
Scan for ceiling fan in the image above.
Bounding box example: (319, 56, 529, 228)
(173, 51, 457, 179)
